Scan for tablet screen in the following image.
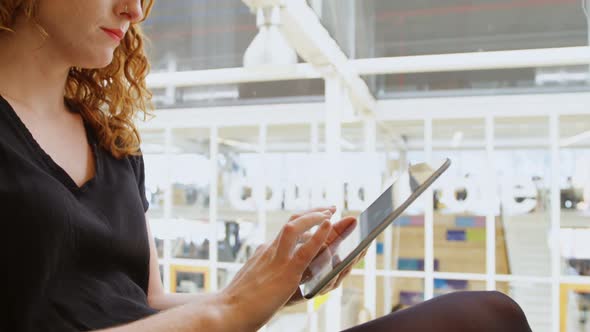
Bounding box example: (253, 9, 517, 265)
(300, 159, 449, 298)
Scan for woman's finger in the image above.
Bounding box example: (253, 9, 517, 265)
(298, 230, 313, 244)
(332, 248, 368, 289)
(292, 220, 331, 272)
(289, 206, 336, 222)
(351, 248, 368, 265)
(334, 265, 353, 288)
(276, 211, 332, 258)
(359, 248, 368, 259)
(325, 217, 357, 250)
(299, 242, 334, 284)
(254, 244, 267, 255)
(319, 278, 338, 296)
(318, 263, 353, 296)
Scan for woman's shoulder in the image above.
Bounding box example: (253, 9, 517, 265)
(127, 150, 145, 167)
(125, 150, 146, 182)
(125, 150, 149, 212)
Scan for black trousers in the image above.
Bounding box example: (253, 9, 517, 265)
(342, 291, 532, 332)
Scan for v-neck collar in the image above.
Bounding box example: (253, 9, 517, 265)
(0, 94, 101, 194)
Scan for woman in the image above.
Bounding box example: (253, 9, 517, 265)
(0, 1, 532, 331)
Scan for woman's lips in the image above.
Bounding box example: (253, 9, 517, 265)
(101, 28, 123, 42)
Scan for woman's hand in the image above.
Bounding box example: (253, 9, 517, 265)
(219, 208, 334, 331)
(285, 212, 368, 306)
(286, 248, 368, 305)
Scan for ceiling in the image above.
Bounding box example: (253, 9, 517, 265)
(142, 0, 590, 107)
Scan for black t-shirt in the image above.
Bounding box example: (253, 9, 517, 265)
(0, 95, 158, 331)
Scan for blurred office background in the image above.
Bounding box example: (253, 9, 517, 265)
(138, 1, 590, 331)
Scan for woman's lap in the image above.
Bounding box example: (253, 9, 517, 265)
(341, 291, 532, 332)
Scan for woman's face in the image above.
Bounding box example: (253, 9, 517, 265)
(34, 0, 144, 69)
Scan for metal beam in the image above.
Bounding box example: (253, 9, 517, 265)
(351, 46, 590, 76)
(146, 63, 320, 89)
(375, 92, 590, 120)
(137, 102, 327, 129)
(138, 92, 590, 129)
(146, 47, 590, 89)
(242, 0, 282, 9)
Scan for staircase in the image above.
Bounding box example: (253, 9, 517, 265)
(503, 213, 553, 332)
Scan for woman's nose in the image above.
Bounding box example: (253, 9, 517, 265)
(119, 1, 144, 23)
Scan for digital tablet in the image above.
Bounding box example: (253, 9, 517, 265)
(300, 158, 451, 299)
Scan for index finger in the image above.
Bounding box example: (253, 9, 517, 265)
(289, 206, 337, 222)
(326, 217, 357, 250)
(275, 211, 333, 258)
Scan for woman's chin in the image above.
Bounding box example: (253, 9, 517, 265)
(96, 54, 116, 69)
(77, 51, 116, 70)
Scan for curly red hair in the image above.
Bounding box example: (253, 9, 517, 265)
(0, 0, 155, 159)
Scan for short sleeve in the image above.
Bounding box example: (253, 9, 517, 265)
(130, 153, 150, 212)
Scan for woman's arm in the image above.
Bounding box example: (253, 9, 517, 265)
(96, 294, 232, 332)
(149, 292, 220, 311)
(145, 216, 214, 310)
(146, 209, 363, 310)
(114, 209, 334, 332)
(93, 217, 236, 332)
